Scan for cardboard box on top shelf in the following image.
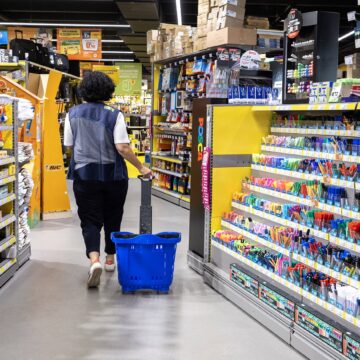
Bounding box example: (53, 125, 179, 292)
(347, 67, 360, 79)
(206, 26, 257, 47)
(147, 29, 158, 42)
(218, 0, 246, 6)
(207, 17, 218, 33)
(197, 25, 208, 38)
(208, 8, 219, 20)
(197, 14, 208, 26)
(198, 2, 210, 14)
(216, 16, 244, 30)
(245, 16, 269, 29)
(219, 4, 245, 20)
(194, 37, 208, 52)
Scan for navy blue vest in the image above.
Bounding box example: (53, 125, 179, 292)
(67, 103, 128, 182)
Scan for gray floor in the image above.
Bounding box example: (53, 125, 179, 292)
(0, 180, 305, 360)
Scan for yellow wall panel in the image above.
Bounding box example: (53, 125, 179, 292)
(210, 105, 271, 235)
(212, 106, 271, 155)
(42, 70, 71, 216)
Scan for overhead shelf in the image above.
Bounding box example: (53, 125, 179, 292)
(152, 154, 189, 164)
(152, 167, 189, 178)
(271, 126, 360, 137)
(0, 194, 16, 207)
(261, 145, 360, 164)
(252, 164, 355, 190)
(0, 258, 17, 276)
(0, 236, 16, 253)
(0, 157, 15, 166)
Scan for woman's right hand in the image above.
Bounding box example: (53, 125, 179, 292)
(140, 166, 153, 178)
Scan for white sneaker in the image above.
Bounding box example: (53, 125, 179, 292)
(105, 258, 116, 272)
(87, 262, 103, 288)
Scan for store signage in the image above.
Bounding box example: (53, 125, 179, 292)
(115, 63, 142, 96)
(201, 146, 211, 211)
(240, 50, 260, 70)
(231, 264, 259, 297)
(45, 164, 63, 171)
(259, 285, 295, 320)
(295, 306, 343, 353)
(285, 9, 303, 39)
(92, 65, 120, 85)
(197, 117, 204, 161)
(57, 28, 102, 60)
(343, 334, 360, 359)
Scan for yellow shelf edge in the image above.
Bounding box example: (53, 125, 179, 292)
(252, 103, 359, 112)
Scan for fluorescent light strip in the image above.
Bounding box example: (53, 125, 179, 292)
(176, 0, 182, 25)
(339, 30, 355, 41)
(0, 22, 130, 28)
(92, 59, 135, 62)
(101, 40, 124, 43)
(52, 39, 124, 43)
(102, 50, 133, 54)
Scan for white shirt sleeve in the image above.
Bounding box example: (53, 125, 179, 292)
(63, 113, 74, 146)
(114, 112, 130, 144)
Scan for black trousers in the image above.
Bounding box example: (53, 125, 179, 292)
(73, 179, 128, 257)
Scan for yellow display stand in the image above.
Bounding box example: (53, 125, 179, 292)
(41, 70, 71, 220)
(0, 76, 43, 227)
(209, 105, 271, 236)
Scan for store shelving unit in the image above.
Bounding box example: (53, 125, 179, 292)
(0, 61, 28, 88)
(282, 11, 339, 104)
(151, 46, 236, 210)
(0, 95, 31, 287)
(193, 103, 360, 360)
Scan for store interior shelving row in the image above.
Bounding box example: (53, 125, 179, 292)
(193, 104, 360, 360)
(0, 95, 33, 287)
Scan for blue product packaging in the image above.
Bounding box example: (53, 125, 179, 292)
(239, 86, 247, 103)
(255, 87, 263, 104)
(228, 86, 234, 103)
(248, 86, 256, 104)
(233, 86, 240, 104)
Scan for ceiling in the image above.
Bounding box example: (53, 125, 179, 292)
(0, 0, 358, 73)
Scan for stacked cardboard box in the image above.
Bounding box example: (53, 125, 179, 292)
(205, 0, 246, 33)
(196, 0, 210, 51)
(245, 16, 270, 29)
(148, 24, 196, 61)
(347, 53, 360, 79)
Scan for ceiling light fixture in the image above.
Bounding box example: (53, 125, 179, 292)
(52, 39, 125, 43)
(101, 40, 124, 43)
(91, 59, 135, 62)
(339, 30, 355, 41)
(176, 0, 182, 25)
(102, 50, 133, 54)
(0, 21, 130, 28)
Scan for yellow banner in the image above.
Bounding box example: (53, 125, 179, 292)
(93, 65, 120, 85)
(57, 29, 102, 60)
(58, 29, 81, 38)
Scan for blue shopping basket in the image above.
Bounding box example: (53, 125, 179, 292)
(111, 176, 181, 293)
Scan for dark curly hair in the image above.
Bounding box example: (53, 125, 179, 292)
(78, 71, 115, 102)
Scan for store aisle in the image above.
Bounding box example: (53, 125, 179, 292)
(0, 181, 304, 360)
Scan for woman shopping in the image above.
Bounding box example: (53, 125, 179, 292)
(64, 71, 152, 288)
